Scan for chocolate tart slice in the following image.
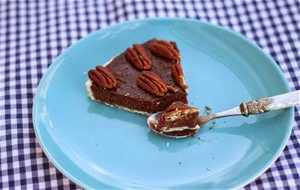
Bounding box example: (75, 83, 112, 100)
(86, 39, 188, 115)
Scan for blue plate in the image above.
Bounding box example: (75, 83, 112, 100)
(33, 18, 294, 189)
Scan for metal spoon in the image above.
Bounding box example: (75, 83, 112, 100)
(147, 90, 300, 138)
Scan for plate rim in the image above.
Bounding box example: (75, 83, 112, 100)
(32, 17, 294, 189)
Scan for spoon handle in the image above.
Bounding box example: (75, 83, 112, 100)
(240, 90, 300, 116)
(213, 90, 300, 118)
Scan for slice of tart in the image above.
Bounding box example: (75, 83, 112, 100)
(86, 39, 188, 115)
(153, 102, 200, 137)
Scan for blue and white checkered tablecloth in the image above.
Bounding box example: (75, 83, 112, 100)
(0, 0, 299, 189)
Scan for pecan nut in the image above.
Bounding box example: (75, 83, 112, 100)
(125, 44, 152, 70)
(172, 64, 188, 91)
(150, 40, 180, 61)
(167, 85, 178, 93)
(88, 66, 117, 89)
(161, 102, 199, 122)
(137, 71, 167, 97)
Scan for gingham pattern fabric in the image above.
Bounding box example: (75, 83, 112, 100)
(0, 0, 299, 189)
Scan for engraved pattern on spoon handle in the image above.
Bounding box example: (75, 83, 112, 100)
(240, 90, 300, 116)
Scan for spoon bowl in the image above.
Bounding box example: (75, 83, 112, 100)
(147, 111, 194, 138)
